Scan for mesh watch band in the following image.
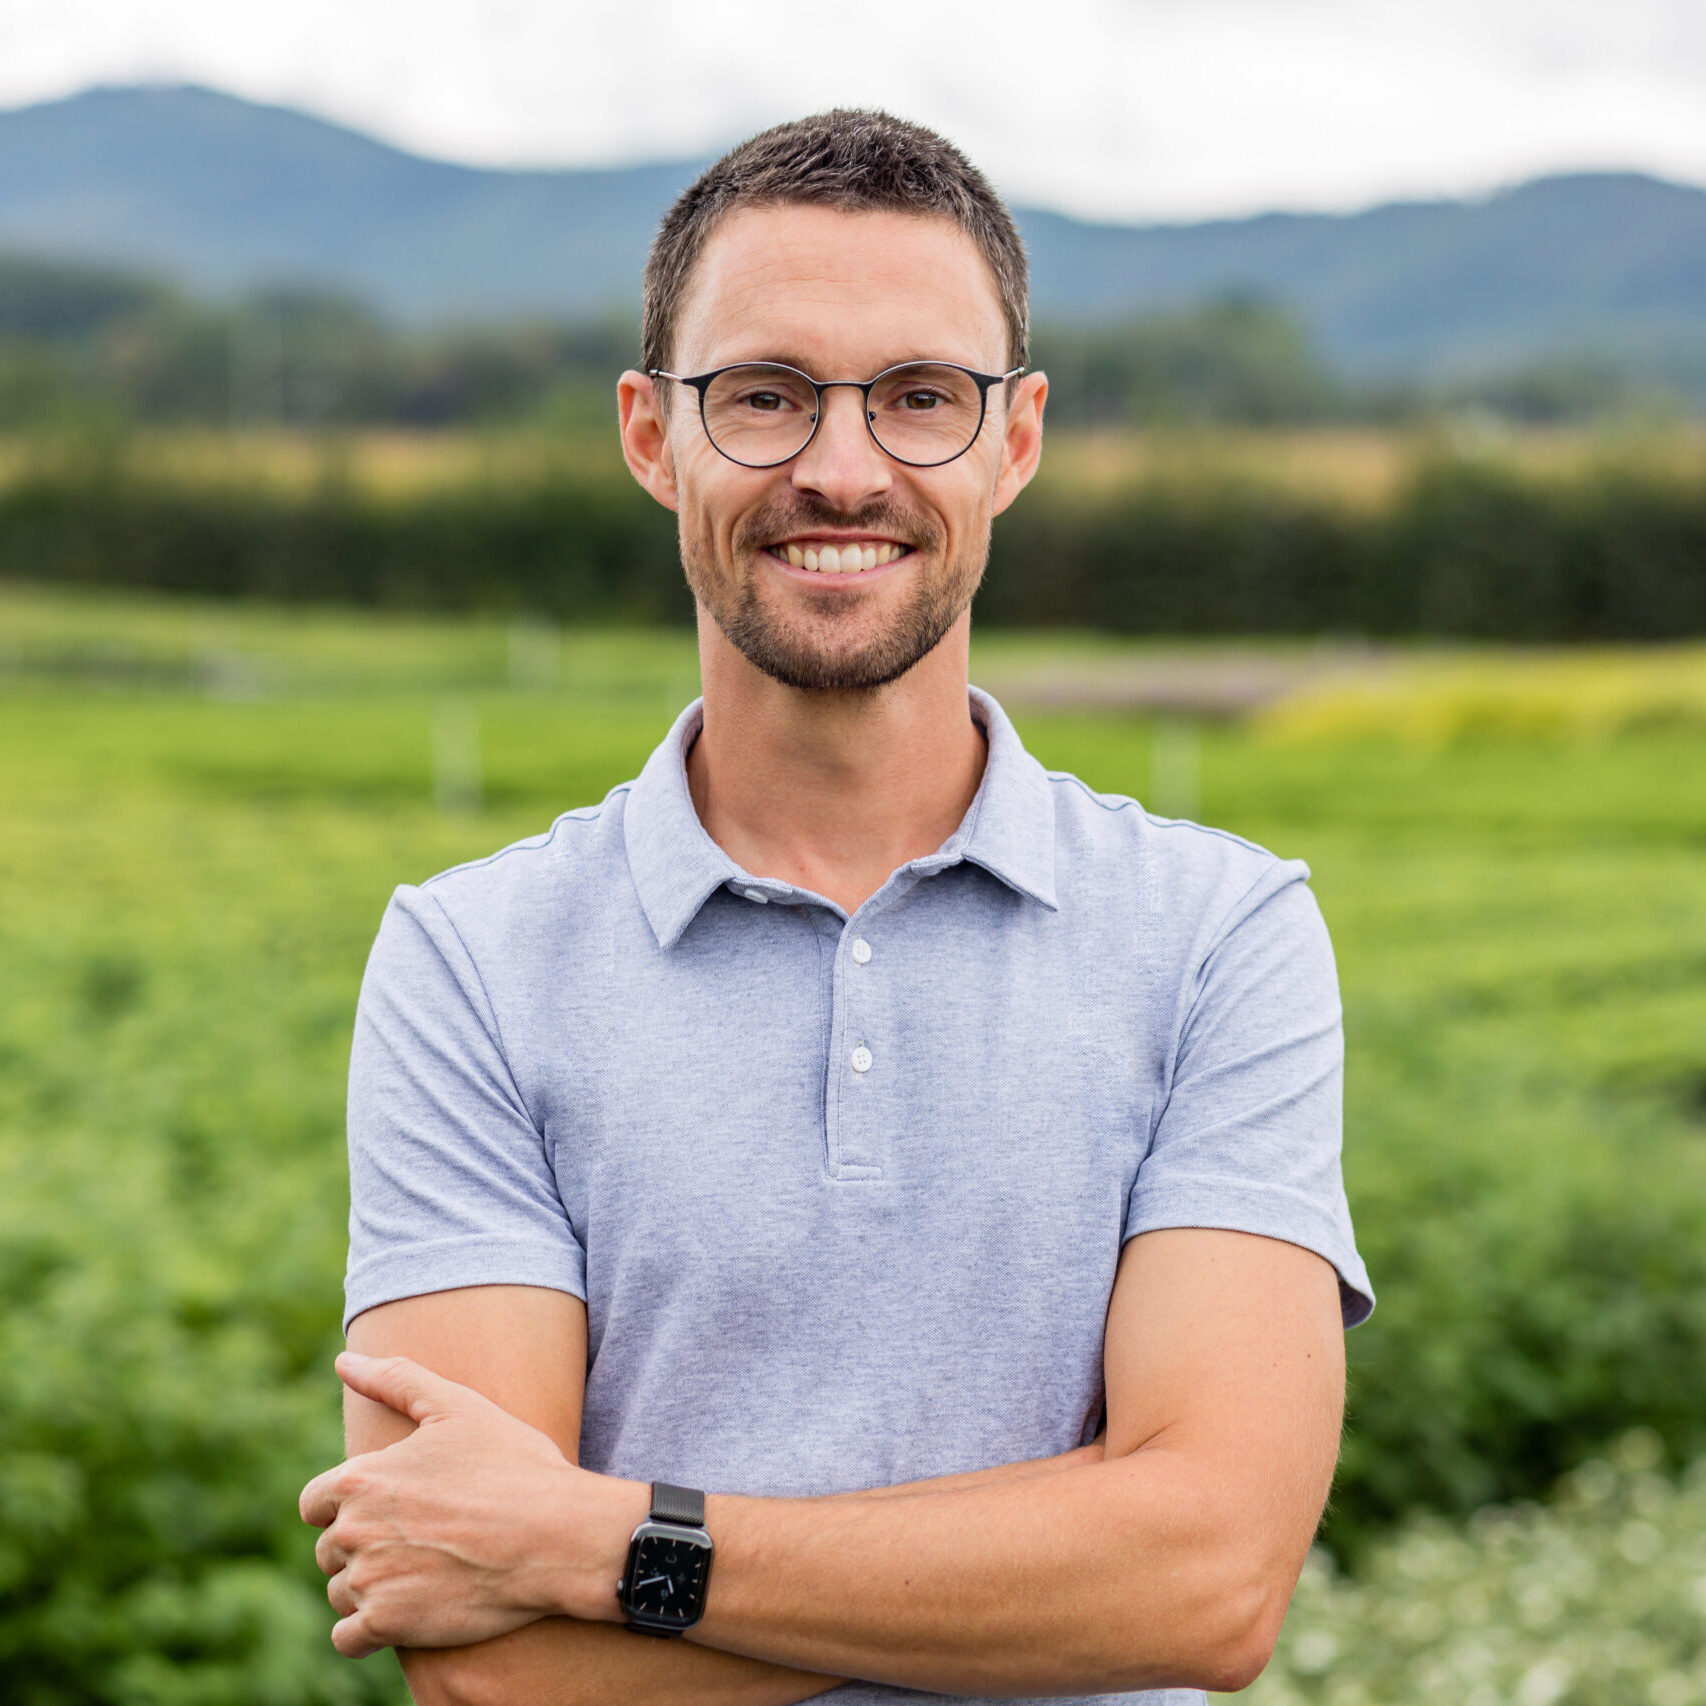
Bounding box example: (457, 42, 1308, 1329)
(650, 1482, 705, 1527)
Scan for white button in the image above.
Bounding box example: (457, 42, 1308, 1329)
(742, 888, 769, 904)
(850, 1045, 873, 1074)
(851, 938, 872, 965)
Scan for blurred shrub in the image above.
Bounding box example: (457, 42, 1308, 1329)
(0, 1118, 402, 1704)
(980, 457, 1706, 638)
(4, 445, 1700, 637)
(1031, 297, 1342, 426)
(0, 254, 640, 430)
(0, 448, 687, 622)
(1334, 1089, 1706, 1556)
(1243, 1432, 1706, 1706)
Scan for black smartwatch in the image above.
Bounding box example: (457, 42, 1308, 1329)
(617, 1482, 714, 1636)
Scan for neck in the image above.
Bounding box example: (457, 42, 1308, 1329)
(686, 608, 987, 916)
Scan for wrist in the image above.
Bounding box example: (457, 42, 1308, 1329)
(528, 1467, 652, 1623)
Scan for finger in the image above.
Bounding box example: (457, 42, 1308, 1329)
(327, 1567, 358, 1620)
(331, 1612, 385, 1661)
(314, 1526, 346, 1578)
(300, 1467, 343, 1529)
(336, 1351, 470, 1425)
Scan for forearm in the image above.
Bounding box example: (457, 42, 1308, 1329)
(399, 1442, 1099, 1706)
(836, 1436, 1103, 1501)
(687, 1447, 1278, 1697)
(318, 1238, 1341, 1698)
(402, 1618, 837, 1706)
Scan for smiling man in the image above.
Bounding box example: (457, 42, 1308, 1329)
(301, 111, 1372, 1706)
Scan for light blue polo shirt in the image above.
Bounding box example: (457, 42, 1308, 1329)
(345, 688, 1372, 1706)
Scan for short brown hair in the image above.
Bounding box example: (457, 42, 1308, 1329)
(641, 109, 1029, 379)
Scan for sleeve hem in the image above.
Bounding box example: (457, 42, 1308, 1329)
(343, 1235, 588, 1333)
(1125, 1174, 1375, 1328)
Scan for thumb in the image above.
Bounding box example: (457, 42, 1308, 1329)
(336, 1351, 467, 1425)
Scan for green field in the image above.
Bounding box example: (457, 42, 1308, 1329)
(3, 583, 1705, 1703)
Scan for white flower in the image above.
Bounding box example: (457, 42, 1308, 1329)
(1516, 1657, 1574, 1706)
(1291, 1629, 1339, 1675)
(1517, 1584, 1561, 1628)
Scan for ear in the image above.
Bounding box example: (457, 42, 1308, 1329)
(991, 370, 1048, 519)
(618, 370, 681, 513)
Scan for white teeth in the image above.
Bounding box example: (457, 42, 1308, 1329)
(780, 541, 908, 571)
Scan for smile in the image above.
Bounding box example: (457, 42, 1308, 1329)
(766, 539, 911, 573)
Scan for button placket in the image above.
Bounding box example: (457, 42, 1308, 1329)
(824, 914, 887, 1182)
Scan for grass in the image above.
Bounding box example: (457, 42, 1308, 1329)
(3, 581, 1705, 1700)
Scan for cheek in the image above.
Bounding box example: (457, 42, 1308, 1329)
(931, 476, 996, 548)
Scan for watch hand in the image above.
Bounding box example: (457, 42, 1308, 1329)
(633, 1575, 674, 1594)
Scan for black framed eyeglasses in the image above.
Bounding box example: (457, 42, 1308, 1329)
(648, 360, 1025, 469)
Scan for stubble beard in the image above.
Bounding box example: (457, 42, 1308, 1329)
(681, 497, 985, 693)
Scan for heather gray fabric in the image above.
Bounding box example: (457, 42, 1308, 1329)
(345, 688, 1372, 1706)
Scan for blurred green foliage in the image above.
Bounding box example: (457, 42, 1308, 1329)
(1030, 298, 1342, 426)
(0, 253, 639, 432)
(1240, 1431, 1706, 1706)
(2, 438, 1703, 639)
(981, 454, 1706, 639)
(2, 589, 1705, 1697)
(3, 248, 1690, 434)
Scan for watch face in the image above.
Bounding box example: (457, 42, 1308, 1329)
(624, 1530, 710, 1627)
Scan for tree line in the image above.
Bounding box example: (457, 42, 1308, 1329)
(0, 250, 1689, 431)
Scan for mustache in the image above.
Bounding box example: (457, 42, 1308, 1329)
(735, 496, 943, 554)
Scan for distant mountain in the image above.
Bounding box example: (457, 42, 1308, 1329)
(0, 85, 701, 323)
(1022, 176, 1706, 377)
(3, 84, 1705, 379)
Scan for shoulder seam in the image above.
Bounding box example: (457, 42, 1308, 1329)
(1046, 771, 1280, 860)
(421, 785, 631, 888)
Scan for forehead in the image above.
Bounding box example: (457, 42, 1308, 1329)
(672, 203, 1008, 376)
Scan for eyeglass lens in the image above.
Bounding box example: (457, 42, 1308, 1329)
(700, 363, 986, 466)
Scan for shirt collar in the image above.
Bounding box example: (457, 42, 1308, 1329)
(624, 686, 1058, 950)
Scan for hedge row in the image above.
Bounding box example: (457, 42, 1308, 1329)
(981, 461, 1706, 638)
(2, 454, 1703, 637)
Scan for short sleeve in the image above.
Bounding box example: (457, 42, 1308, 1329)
(1125, 863, 1374, 1327)
(343, 885, 586, 1331)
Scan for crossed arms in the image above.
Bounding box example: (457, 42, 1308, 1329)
(302, 1226, 1345, 1703)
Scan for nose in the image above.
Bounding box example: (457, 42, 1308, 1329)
(788, 382, 893, 511)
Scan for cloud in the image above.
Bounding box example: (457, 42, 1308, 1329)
(0, 0, 1702, 219)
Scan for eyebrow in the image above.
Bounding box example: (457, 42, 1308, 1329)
(691, 351, 993, 376)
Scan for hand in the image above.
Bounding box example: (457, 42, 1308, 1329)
(299, 1351, 645, 1658)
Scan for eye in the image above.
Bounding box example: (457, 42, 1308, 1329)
(741, 389, 786, 413)
(898, 388, 945, 411)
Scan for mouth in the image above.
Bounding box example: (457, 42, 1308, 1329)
(764, 537, 913, 574)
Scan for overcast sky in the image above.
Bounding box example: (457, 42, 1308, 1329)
(2, 0, 1703, 222)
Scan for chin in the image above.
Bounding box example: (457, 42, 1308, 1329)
(727, 605, 952, 694)
(686, 534, 980, 695)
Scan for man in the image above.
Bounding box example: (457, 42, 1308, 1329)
(301, 110, 1372, 1706)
